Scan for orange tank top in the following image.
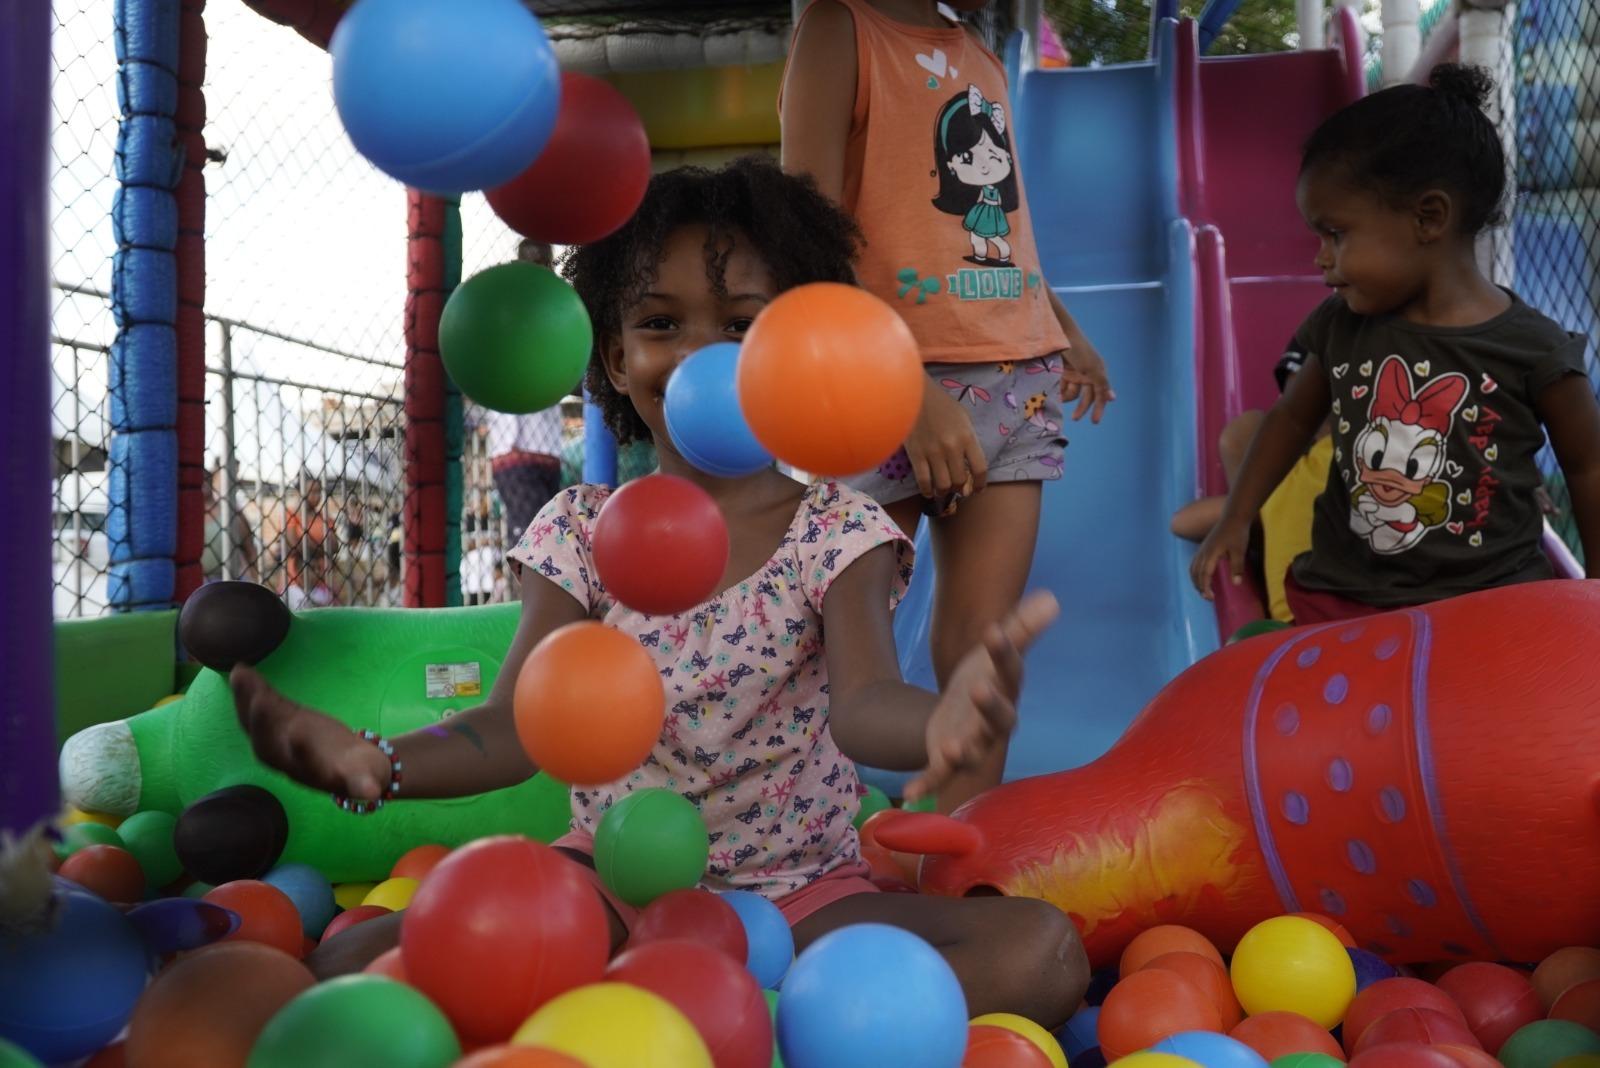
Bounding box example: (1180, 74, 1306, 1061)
(787, 0, 1068, 364)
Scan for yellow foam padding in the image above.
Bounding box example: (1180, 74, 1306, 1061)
(608, 62, 783, 150)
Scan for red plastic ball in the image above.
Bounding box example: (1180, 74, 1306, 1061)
(1436, 962, 1541, 1054)
(1228, 1012, 1344, 1060)
(1551, 978, 1600, 1030)
(590, 474, 729, 615)
(59, 844, 146, 903)
(1119, 925, 1225, 977)
(1099, 968, 1223, 1061)
(628, 888, 748, 963)
(203, 880, 305, 958)
(485, 71, 650, 245)
(1353, 1008, 1481, 1055)
(391, 843, 451, 881)
(401, 836, 609, 1043)
(962, 1024, 1054, 1068)
(605, 939, 772, 1068)
(1348, 1043, 1462, 1068)
(319, 904, 392, 944)
(1344, 979, 1468, 1055)
(1434, 1044, 1504, 1068)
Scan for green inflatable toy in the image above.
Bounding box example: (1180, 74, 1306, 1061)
(59, 603, 572, 882)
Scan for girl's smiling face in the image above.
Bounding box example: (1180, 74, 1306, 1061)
(946, 130, 1012, 188)
(601, 224, 776, 451)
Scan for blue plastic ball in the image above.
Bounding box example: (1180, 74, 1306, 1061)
(331, 0, 560, 193)
(1058, 1005, 1101, 1059)
(1347, 946, 1399, 991)
(776, 924, 966, 1068)
(1152, 1030, 1270, 1067)
(720, 890, 794, 989)
(0, 889, 149, 1063)
(664, 343, 774, 477)
(264, 863, 338, 938)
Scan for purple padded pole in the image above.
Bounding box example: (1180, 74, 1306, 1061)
(0, 0, 58, 835)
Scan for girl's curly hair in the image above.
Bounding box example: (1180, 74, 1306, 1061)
(560, 155, 863, 445)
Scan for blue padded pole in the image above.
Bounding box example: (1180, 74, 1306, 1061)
(1196, 0, 1247, 52)
(109, 0, 182, 610)
(0, 0, 58, 833)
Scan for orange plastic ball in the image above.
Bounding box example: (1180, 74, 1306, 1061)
(203, 879, 305, 958)
(365, 945, 409, 982)
(1145, 951, 1245, 1029)
(1099, 968, 1223, 1061)
(1228, 1011, 1344, 1060)
(125, 942, 314, 1068)
(1551, 979, 1600, 1030)
(454, 1047, 588, 1067)
(58, 844, 146, 903)
(736, 282, 923, 476)
(392, 844, 451, 881)
(963, 1024, 1054, 1068)
(1535, 948, 1600, 1012)
(513, 621, 665, 786)
(1120, 925, 1225, 977)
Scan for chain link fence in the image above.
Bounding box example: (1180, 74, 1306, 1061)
(50, 2, 120, 619)
(1513, 0, 1600, 564)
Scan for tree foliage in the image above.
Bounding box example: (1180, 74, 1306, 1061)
(1044, 0, 1302, 66)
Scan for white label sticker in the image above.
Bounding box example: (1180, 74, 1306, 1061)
(425, 662, 482, 699)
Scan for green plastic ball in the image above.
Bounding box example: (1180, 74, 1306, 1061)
(853, 785, 891, 829)
(182, 880, 213, 899)
(593, 788, 710, 908)
(1229, 618, 1290, 645)
(1501, 1020, 1600, 1068)
(53, 821, 122, 861)
(1270, 1056, 1344, 1068)
(765, 988, 784, 1068)
(439, 261, 592, 415)
(901, 794, 937, 814)
(247, 975, 460, 1068)
(117, 810, 183, 887)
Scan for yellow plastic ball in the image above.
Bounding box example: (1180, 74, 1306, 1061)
(335, 882, 378, 910)
(1111, 1055, 1203, 1067)
(62, 806, 122, 829)
(1556, 1058, 1600, 1068)
(513, 982, 713, 1068)
(970, 1012, 1069, 1068)
(154, 693, 185, 707)
(1229, 915, 1356, 1028)
(363, 877, 419, 911)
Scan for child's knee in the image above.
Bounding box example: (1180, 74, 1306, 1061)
(993, 898, 1089, 1027)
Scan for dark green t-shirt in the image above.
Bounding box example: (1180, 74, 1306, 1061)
(1290, 293, 1587, 607)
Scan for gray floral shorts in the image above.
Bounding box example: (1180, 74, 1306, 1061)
(848, 354, 1068, 506)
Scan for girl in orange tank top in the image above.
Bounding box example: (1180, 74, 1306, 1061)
(782, 0, 1115, 808)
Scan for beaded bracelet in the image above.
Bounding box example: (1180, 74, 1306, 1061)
(331, 729, 403, 815)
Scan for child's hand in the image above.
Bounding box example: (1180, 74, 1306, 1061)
(904, 377, 987, 503)
(1190, 517, 1251, 600)
(904, 591, 1060, 803)
(1061, 342, 1115, 424)
(230, 665, 393, 801)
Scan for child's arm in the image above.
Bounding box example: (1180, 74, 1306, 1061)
(1538, 374, 1600, 578)
(820, 545, 1058, 801)
(778, 0, 857, 203)
(230, 573, 587, 802)
(1191, 353, 1332, 597)
(1048, 289, 1115, 424)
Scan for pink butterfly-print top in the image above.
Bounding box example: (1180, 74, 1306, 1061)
(508, 480, 914, 896)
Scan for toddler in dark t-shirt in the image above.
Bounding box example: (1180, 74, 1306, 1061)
(1192, 65, 1600, 622)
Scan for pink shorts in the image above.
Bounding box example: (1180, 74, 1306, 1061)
(553, 831, 879, 929)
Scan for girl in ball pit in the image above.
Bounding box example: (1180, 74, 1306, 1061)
(230, 157, 1090, 1027)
